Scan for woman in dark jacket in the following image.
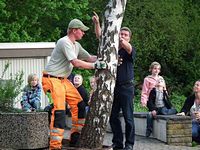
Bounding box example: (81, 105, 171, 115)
(177, 80, 200, 143)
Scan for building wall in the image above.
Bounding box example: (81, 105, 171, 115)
(0, 42, 55, 109)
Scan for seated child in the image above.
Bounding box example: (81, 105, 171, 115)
(146, 78, 177, 137)
(141, 62, 165, 107)
(66, 74, 89, 115)
(73, 74, 89, 113)
(73, 74, 89, 105)
(21, 73, 41, 112)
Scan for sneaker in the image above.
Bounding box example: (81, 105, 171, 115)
(123, 144, 133, 150)
(146, 129, 152, 137)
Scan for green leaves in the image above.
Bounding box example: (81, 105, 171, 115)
(0, 0, 90, 42)
(0, 63, 24, 112)
(0, 0, 199, 96)
(124, 0, 200, 95)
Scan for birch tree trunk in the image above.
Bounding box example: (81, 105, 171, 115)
(78, 0, 127, 149)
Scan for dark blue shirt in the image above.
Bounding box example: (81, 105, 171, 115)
(116, 47, 136, 84)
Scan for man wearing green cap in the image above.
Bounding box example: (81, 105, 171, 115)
(68, 18, 89, 31)
(42, 18, 105, 150)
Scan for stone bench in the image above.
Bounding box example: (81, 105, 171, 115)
(67, 112, 192, 146)
(106, 112, 192, 146)
(134, 112, 192, 146)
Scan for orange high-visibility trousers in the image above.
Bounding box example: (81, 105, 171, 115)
(42, 74, 85, 149)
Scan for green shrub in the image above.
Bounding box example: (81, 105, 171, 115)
(0, 63, 24, 112)
(134, 89, 148, 112)
(170, 92, 186, 113)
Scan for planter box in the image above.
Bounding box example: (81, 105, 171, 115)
(0, 112, 49, 149)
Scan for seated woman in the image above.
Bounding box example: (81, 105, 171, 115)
(146, 77, 177, 137)
(21, 73, 41, 112)
(177, 80, 200, 143)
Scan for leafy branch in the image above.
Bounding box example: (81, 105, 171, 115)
(0, 62, 24, 112)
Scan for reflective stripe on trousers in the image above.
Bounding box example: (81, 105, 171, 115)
(49, 128, 64, 150)
(71, 118, 85, 134)
(42, 75, 83, 149)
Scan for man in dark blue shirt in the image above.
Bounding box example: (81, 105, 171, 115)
(93, 13, 135, 150)
(110, 27, 135, 150)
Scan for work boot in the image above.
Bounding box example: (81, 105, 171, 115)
(69, 132, 80, 147)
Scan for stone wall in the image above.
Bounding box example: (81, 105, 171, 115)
(167, 117, 192, 146)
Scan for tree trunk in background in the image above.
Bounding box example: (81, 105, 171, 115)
(78, 0, 127, 149)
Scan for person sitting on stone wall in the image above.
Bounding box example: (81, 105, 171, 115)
(146, 77, 177, 137)
(177, 80, 200, 143)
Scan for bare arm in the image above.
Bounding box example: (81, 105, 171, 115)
(86, 55, 97, 63)
(92, 12, 101, 39)
(71, 59, 95, 69)
(119, 38, 132, 54)
(92, 11, 132, 55)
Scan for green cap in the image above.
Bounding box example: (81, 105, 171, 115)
(68, 19, 89, 31)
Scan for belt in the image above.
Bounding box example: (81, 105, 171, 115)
(116, 80, 133, 86)
(43, 74, 65, 80)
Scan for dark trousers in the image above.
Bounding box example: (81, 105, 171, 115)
(110, 83, 135, 148)
(146, 107, 177, 132)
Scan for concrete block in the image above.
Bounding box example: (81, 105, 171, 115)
(167, 129, 191, 135)
(167, 136, 192, 144)
(153, 119, 167, 142)
(0, 112, 49, 149)
(167, 123, 192, 130)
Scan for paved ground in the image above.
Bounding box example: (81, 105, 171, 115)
(103, 133, 200, 150)
(64, 130, 200, 150)
(1, 130, 199, 150)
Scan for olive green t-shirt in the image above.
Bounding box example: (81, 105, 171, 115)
(45, 36, 91, 77)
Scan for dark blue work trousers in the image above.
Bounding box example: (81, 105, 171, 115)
(110, 83, 135, 148)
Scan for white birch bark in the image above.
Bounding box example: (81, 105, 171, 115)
(78, 0, 127, 149)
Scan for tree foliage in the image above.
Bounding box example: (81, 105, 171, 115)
(123, 0, 200, 95)
(0, 0, 90, 42)
(1, 0, 199, 96)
